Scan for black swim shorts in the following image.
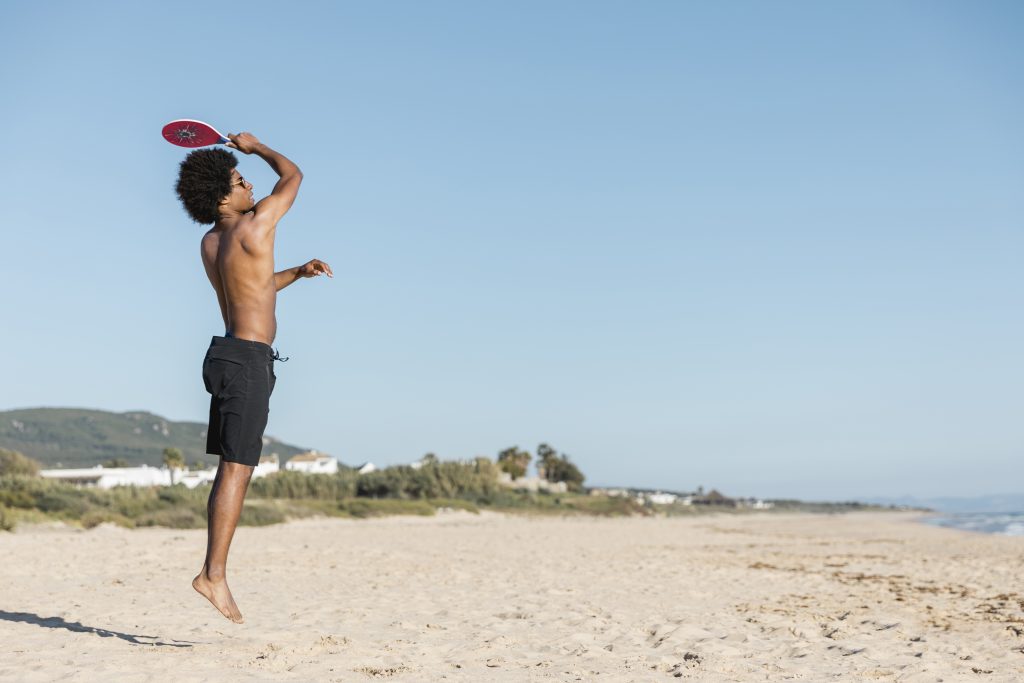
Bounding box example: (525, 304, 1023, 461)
(202, 335, 278, 467)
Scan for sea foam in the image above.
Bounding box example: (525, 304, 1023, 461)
(925, 512, 1024, 536)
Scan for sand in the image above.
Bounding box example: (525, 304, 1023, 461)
(1, 510, 1022, 682)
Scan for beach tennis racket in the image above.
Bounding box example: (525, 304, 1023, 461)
(161, 119, 230, 147)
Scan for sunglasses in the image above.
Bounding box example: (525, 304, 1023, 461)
(231, 175, 249, 188)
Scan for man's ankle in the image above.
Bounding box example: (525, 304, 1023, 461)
(203, 567, 227, 581)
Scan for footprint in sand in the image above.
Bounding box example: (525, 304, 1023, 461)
(353, 664, 413, 678)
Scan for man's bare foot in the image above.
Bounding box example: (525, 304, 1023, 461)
(192, 572, 244, 623)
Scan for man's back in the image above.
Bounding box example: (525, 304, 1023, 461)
(201, 213, 278, 345)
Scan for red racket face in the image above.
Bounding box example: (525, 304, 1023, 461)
(162, 120, 227, 147)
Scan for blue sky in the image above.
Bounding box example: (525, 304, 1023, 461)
(1, 1, 1021, 499)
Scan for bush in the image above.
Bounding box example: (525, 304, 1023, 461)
(156, 484, 209, 506)
(135, 508, 205, 529)
(0, 449, 41, 477)
(339, 498, 436, 518)
(561, 495, 647, 516)
(249, 470, 358, 500)
(543, 455, 585, 492)
(0, 506, 14, 532)
(105, 486, 169, 518)
(355, 460, 502, 501)
(0, 476, 40, 509)
(239, 502, 286, 526)
(81, 510, 135, 529)
(35, 489, 93, 517)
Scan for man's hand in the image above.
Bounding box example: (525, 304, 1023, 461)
(298, 259, 333, 278)
(226, 132, 262, 154)
(275, 259, 333, 291)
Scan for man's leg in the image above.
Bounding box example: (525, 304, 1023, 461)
(192, 460, 254, 623)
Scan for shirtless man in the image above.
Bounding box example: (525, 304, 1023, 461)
(174, 132, 332, 623)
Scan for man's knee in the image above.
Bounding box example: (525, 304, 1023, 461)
(221, 460, 255, 481)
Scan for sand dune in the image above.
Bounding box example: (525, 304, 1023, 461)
(1, 511, 1022, 681)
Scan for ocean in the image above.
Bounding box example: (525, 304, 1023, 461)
(923, 511, 1024, 537)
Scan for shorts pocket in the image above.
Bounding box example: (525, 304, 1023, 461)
(203, 357, 246, 396)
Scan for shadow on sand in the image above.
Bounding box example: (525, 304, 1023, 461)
(0, 610, 197, 648)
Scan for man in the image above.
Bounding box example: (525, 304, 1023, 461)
(174, 132, 331, 623)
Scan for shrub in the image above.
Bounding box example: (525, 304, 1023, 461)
(239, 502, 286, 526)
(35, 489, 93, 517)
(0, 476, 39, 509)
(0, 449, 41, 477)
(157, 485, 208, 506)
(0, 506, 14, 532)
(339, 498, 435, 518)
(135, 508, 205, 529)
(354, 460, 502, 501)
(249, 470, 358, 500)
(81, 510, 135, 529)
(106, 486, 168, 518)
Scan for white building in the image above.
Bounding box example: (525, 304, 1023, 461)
(496, 472, 568, 494)
(178, 454, 279, 488)
(356, 462, 377, 474)
(589, 487, 631, 498)
(254, 453, 280, 478)
(648, 492, 679, 505)
(285, 451, 339, 474)
(177, 467, 216, 489)
(41, 452, 285, 491)
(40, 465, 172, 489)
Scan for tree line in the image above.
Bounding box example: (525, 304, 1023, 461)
(495, 443, 585, 492)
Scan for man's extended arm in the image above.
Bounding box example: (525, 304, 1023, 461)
(275, 259, 333, 291)
(254, 143, 302, 186)
(226, 132, 302, 224)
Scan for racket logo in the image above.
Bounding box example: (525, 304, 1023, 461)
(172, 125, 198, 143)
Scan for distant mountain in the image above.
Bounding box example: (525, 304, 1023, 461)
(0, 407, 310, 469)
(861, 494, 1024, 514)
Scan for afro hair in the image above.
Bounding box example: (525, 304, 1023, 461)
(174, 148, 238, 224)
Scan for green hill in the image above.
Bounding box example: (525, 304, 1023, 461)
(0, 407, 310, 469)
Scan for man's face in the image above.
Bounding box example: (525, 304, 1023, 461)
(226, 169, 255, 211)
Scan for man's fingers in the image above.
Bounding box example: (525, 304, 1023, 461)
(303, 260, 333, 278)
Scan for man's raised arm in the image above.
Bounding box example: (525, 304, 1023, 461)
(226, 132, 302, 224)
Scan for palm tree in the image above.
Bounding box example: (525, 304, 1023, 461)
(162, 447, 185, 485)
(536, 443, 558, 481)
(497, 447, 531, 480)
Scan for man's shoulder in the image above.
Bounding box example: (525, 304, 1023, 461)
(205, 217, 261, 239)
(235, 210, 277, 244)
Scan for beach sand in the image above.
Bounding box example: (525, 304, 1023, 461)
(1, 510, 1022, 682)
